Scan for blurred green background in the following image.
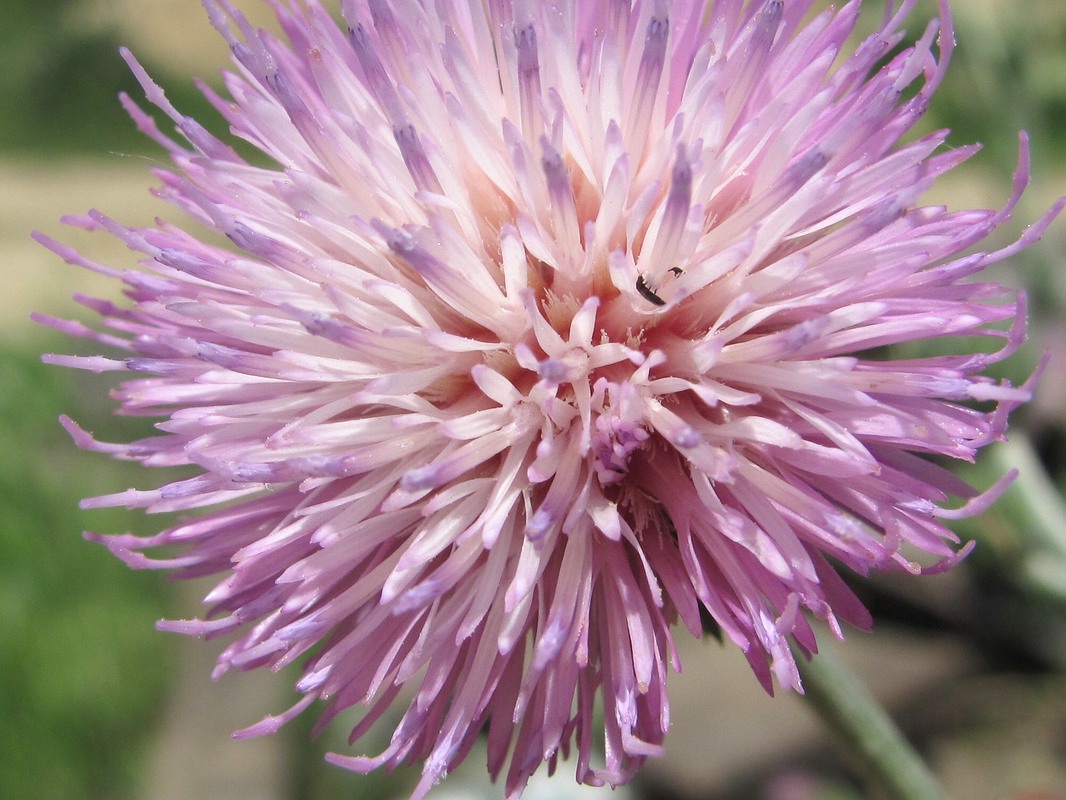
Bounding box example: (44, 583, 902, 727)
(2, 2, 1065, 800)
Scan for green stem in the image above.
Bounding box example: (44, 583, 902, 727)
(794, 642, 947, 800)
(991, 436, 1066, 602)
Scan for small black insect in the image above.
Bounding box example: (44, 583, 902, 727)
(635, 274, 666, 306)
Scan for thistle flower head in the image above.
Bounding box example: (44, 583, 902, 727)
(38, 0, 1062, 796)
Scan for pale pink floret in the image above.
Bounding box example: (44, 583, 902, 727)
(37, 0, 1063, 797)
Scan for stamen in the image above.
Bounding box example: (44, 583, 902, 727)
(654, 144, 693, 272)
(540, 138, 581, 250)
(394, 123, 443, 194)
(515, 18, 543, 142)
(626, 6, 669, 157)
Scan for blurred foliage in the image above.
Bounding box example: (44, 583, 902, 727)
(0, 340, 178, 800)
(929, 1, 1066, 166)
(0, 0, 219, 155)
(923, 1, 1066, 324)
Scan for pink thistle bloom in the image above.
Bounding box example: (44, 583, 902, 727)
(38, 0, 1063, 796)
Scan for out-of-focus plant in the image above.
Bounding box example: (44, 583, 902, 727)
(0, 342, 177, 800)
